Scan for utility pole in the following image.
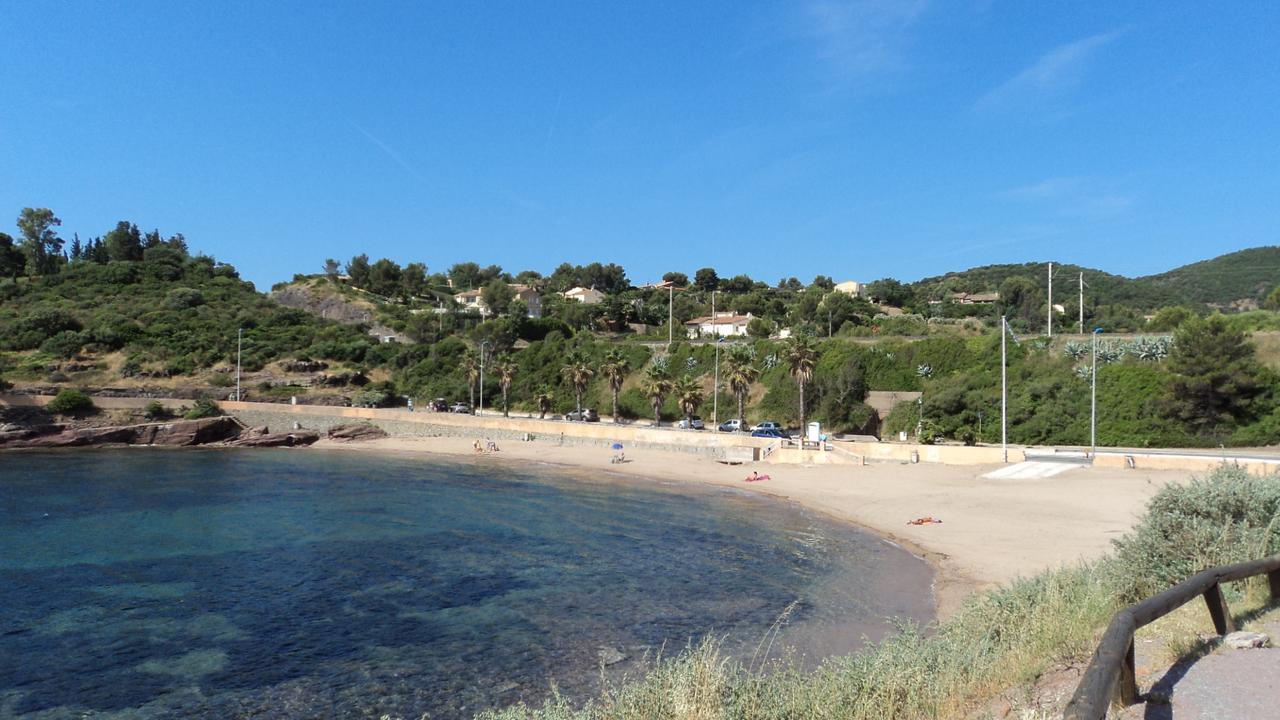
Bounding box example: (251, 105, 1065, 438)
(1091, 328, 1101, 458)
(1001, 316, 1008, 463)
(1047, 262, 1053, 338)
(668, 283, 674, 349)
(236, 328, 242, 402)
(1078, 272, 1085, 335)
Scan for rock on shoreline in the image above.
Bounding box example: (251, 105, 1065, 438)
(0, 416, 315, 449)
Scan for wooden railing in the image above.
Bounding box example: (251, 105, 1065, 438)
(1063, 553, 1280, 719)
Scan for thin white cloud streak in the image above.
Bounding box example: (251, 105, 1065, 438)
(974, 30, 1120, 112)
(351, 122, 427, 183)
(997, 176, 1083, 200)
(996, 175, 1136, 219)
(801, 0, 929, 80)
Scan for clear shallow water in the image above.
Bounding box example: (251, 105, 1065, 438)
(0, 449, 932, 719)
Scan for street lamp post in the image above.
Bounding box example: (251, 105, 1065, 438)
(1001, 316, 1008, 463)
(1090, 328, 1102, 458)
(478, 341, 490, 416)
(916, 396, 923, 438)
(236, 327, 242, 402)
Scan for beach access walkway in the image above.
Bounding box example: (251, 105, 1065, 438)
(1118, 612, 1280, 720)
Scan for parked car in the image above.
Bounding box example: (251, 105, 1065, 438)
(565, 408, 600, 422)
(676, 416, 705, 430)
(449, 401, 471, 413)
(751, 428, 786, 439)
(428, 398, 448, 412)
(717, 419, 745, 432)
(751, 421, 783, 433)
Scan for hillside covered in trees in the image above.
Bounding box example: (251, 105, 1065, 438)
(2, 206, 1279, 448)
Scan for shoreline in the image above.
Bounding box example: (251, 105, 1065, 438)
(307, 434, 1197, 619)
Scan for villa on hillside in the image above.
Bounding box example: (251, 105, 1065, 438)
(929, 291, 1000, 305)
(562, 286, 605, 304)
(685, 312, 754, 338)
(834, 280, 867, 297)
(453, 284, 543, 318)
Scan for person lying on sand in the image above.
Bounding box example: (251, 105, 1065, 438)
(907, 516, 942, 525)
(745, 471, 771, 482)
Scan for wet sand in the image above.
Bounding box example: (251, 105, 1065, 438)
(311, 436, 1196, 618)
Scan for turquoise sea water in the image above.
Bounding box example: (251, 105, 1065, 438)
(0, 449, 932, 718)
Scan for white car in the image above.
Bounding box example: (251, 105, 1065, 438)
(676, 416, 705, 430)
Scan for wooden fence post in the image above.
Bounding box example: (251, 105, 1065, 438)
(1114, 639, 1139, 707)
(1202, 583, 1235, 636)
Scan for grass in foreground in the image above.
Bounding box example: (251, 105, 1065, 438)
(470, 466, 1280, 720)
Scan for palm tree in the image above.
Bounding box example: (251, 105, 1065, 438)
(673, 375, 703, 430)
(723, 346, 759, 431)
(785, 333, 818, 434)
(599, 349, 630, 423)
(460, 350, 480, 409)
(494, 358, 516, 418)
(643, 365, 671, 426)
(560, 351, 595, 416)
(535, 390, 554, 419)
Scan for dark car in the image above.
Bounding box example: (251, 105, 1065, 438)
(428, 398, 448, 412)
(565, 408, 600, 422)
(449, 401, 471, 413)
(751, 428, 786, 439)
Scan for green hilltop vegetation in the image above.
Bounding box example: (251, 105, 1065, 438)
(2, 206, 1280, 448)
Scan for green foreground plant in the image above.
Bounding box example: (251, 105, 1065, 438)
(475, 466, 1280, 720)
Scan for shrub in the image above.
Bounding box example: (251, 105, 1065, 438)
(183, 398, 223, 419)
(143, 400, 170, 420)
(353, 388, 393, 408)
(39, 330, 84, 359)
(207, 372, 234, 388)
(1109, 465, 1280, 601)
(46, 389, 96, 415)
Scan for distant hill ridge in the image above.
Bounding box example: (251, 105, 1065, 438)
(912, 245, 1280, 309)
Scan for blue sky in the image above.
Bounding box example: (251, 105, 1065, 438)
(1, 1, 1276, 290)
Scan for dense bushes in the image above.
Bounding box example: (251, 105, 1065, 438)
(1109, 466, 1280, 601)
(0, 249, 377, 374)
(46, 389, 95, 414)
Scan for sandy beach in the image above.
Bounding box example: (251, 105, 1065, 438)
(311, 435, 1197, 618)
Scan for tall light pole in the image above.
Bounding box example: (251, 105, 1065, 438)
(1090, 327, 1102, 457)
(1001, 316, 1008, 463)
(713, 337, 723, 426)
(236, 327, 242, 402)
(478, 341, 490, 415)
(710, 289, 716, 339)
